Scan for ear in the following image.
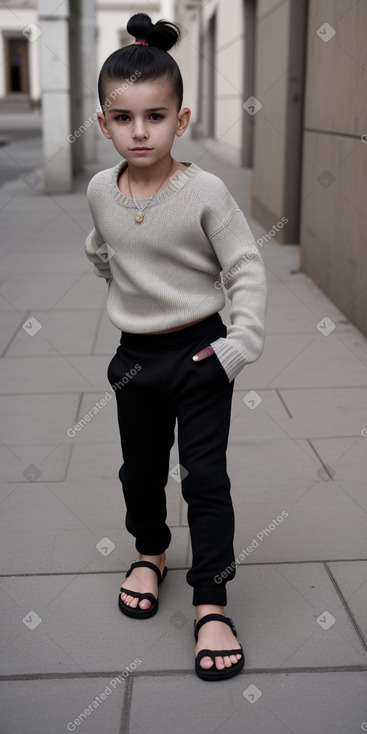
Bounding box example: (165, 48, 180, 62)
(97, 111, 112, 140)
(176, 107, 191, 137)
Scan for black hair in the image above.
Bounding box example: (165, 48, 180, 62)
(98, 12, 183, 113)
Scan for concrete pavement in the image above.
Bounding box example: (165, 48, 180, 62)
(0, 112, 367, 734)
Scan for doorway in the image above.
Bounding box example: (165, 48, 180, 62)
(4, 37, 30, 95)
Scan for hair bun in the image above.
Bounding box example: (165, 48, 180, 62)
(127, 12, 180, 52)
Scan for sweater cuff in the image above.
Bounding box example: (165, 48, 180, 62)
(209, 337, 247, 383)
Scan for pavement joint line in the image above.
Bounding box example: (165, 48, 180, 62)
(62, 441, 75, 481)
(324, 562, 367, 652)
(333, 480, 367, 519)
(307, 440, 334, 480)
(263, 336, 316, 389)
(90, 307, 106, 356)
(74, 391, 85, 423)
(336, 335, 367, 370)
(2, 386, 367, 394)
(333, 438, 361, 466)
(1, 559, 367, 577)
(43, 266, 95, 315)
(1, 666, 367, 682)
(42, 336, 96, 388)
(41, 481, 96, 535)
(6, 478, 77, 484)
(119, 674, 132, 734)
(0, 311, 30, 358)
(0, 308, 107, 312)
(275, 388, 292, 417)
(264, 412, 320, 468)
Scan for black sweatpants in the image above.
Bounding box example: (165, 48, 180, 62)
(107, 311, 236, 606)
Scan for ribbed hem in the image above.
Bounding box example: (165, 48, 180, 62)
(193, 585, 227, 606)
(209, 337, 247, 383)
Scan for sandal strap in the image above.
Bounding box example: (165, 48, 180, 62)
(125, 560, 163, 584)
(119, 587, 157, 603)
(196, 647, 243, 663)
(193, 613, 237, 642)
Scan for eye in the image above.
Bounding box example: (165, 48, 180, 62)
(115, 112, 164, 122)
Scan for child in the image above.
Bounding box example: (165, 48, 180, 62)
(85, 12, 268, 681)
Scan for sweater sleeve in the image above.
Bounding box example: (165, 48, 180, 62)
(84, 176, 112, 282)
(84, 225, 112, 282)
(197, 181, 268, 383)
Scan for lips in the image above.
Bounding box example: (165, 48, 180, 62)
(131, 148, 152, 151)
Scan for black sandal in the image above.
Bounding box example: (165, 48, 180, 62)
(194, 613, 245, 681)
(118, 560, 168, 619)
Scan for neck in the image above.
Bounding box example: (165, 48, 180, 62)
(127, 154, 174, 187)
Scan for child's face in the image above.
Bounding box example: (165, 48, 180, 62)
(97, 77, 191, 167)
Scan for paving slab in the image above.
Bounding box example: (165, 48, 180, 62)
(224, 387, 291, 437)
(71, 390, 122, 443)
(0, 208, 92, 254)
(270, 387, 367, 438)
(0, 482, 190, 574)
(1, 670, 366, 734)
(0, 311, 27, 356)
(0, 394, 80, 446)
(65, 440, 183, 528)
(310, 437, 367, 483)
(0, 250, 88, 276)
(4, 309, 99, 357)
(1, 564, 366, 676)
(128, 672, 367, 734)
(0, 271, 106, 311)
(0, 442, 72, 483)
(328, 561, 367, 645)
(0, 355, 109, 393)
(264, 280, 341, 335)
(0, 678, 125, 734)
(238, 332, 367, 390)
(232, 481, 367, 562)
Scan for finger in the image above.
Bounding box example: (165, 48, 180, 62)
(192, 346, 214, 361)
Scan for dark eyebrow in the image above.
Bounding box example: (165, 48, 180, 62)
(109, 107, 170, 113)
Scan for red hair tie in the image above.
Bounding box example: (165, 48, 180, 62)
(134, 39, 149, 45)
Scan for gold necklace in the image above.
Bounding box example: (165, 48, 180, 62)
(127, 156, 174, 223)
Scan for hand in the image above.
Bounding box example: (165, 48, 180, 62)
(192, 345, 214, 361)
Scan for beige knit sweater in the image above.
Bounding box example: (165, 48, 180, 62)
(85, 159, 268, 382)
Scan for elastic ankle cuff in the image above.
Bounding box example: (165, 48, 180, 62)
(193, 586, 227, 606)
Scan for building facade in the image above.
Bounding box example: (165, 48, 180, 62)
(176, 0, 367, 342)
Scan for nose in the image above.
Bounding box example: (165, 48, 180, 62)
(132, 118, 148, 140)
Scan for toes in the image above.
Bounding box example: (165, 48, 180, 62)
(212, 654, 242, 669)
(200, 656, 214, 669)
(120, 590, 152, 610)
(139, 599, 152, 609)
(120, 594, 138, 607)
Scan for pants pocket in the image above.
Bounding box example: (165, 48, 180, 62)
(206, 350, 229, 384)
(191, 326, 229, 387)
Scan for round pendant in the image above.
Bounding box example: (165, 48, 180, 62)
(135, 212, 144, 223)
